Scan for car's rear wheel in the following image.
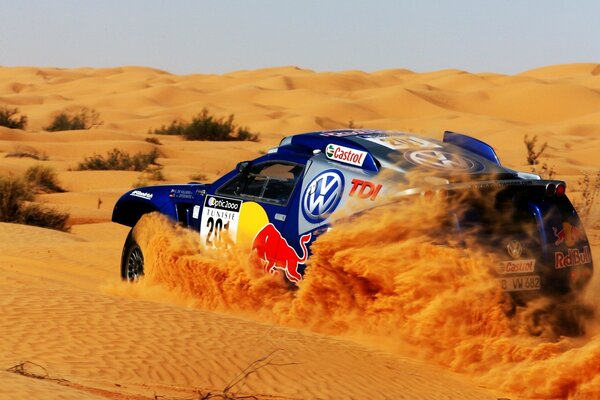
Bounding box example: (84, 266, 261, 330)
(121, 229, 144, 281)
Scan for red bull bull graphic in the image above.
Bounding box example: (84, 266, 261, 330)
(552, 222, 584, 247)
(252, 223, 311, 283)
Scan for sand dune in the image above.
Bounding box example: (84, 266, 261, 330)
(1, 63, 600, 399)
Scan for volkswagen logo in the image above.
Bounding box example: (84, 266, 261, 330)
(302, 169, 344, 223)
(404, 150, 484, 172)
(506, 239, 523, 259)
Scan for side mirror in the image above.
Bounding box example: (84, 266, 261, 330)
(236, 161, 250, 174)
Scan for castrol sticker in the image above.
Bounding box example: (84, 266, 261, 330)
(325, 144, 367, 167)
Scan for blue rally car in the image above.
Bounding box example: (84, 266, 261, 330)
(112, 129, 593, 297)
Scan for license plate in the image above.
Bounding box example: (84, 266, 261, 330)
(498, 274, 541, 292)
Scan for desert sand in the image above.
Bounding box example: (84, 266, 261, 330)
(0, 63, 599, 399)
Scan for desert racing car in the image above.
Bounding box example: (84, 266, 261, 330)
(112, 129, 593, 297)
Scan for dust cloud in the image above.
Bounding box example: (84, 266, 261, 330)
(110, 193, 600, 399)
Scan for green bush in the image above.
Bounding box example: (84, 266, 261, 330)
(151, 108, 259, 142)
(77, 148, 160, 171)
(45, 107, 102, 131)
(25, 165, 65, 193)
(0, 174, 69, 231)
(0, 106, 28, 129)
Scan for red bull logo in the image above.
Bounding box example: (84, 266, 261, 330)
(553, 222, 584, 247)
(252, 223, 311, 283)
(555, 246, 592, 269)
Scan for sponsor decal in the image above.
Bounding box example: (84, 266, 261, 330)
(169, 189, 195, 199)
(497, 259, 536, 274)
(498, 274, 541, 292)
(364, 135, 441, 150)
(207, 196, 241, 211)
(130, 190, 153, 200)
(471, 180, 533, 190)
(553, 222, 584, 247)
(506, 239, 523, 259)
(404, 150, 484, 172)
(325, 143, 367, 167)
(252, 223, 311, 283)
(200, 195, 242, 247)
(555, 246, 592, 269)
(302, 169, 344, 223)
(320, 129, 381, 137)
(349, 178, 382, 201)
(192, 205, 200, 219)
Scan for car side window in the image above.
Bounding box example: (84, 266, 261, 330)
(217, 162, 304, 206)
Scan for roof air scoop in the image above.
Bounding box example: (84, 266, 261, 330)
(443, 131, 501, 166)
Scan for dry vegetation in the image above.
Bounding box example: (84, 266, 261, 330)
(144, 136, 162, 145)
(5, 145, 48, 160)
(151, 108, 259, 142)
(576, 169, 600, 220)
(77, 148, 160, 171)
(189, 172, 209, 182)
(0, 173, 69, 231)
(524, 134, 548, 165)
(0, 106, 28, 129)
(25, 164, 66, 193)
(45, 107, 102, 131)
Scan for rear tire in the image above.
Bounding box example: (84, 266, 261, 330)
(121, 229, 144, 281)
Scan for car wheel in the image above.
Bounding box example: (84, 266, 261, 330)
(121, 229, 144, 281)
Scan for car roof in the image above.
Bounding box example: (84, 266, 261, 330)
(280, 129, 426, 155)
(278, 129, 511, 177)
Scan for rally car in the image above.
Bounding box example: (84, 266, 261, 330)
(112, 129, 594, 296)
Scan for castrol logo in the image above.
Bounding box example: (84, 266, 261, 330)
(325, 143, 367, 167)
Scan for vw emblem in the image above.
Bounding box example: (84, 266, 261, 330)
(302, 169, 344, 223)
(404, 150, 484, 172)
(506, 240, 523, 259)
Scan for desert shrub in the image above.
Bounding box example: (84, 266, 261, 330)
(151, 108, 259, 141)
(524, 134, 547, 165)
(530, 162, 555, 180)
(152, 120, 186, 136)
(5, 145, 48, 160)
(45, 107, 102, 131)
(0, 175, 32, 221)
(132, 165, 166, 187)
(146, 165, 165, 181)
(19, 203, 70, 231)
(0, 106, 27, 129)
(77, 148, 160, 171)
(189, 172, 208, 181)
(347, 120, 364, 129)
(145, 137, 162, 145)
(25, 165, 65, 193)
(576, 169, 600, 219)
(0, 174, 69, 231)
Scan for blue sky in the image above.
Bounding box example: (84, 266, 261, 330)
(0, 0, 598, 75)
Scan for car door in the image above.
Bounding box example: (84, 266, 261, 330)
(201, 160, 308, 281)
